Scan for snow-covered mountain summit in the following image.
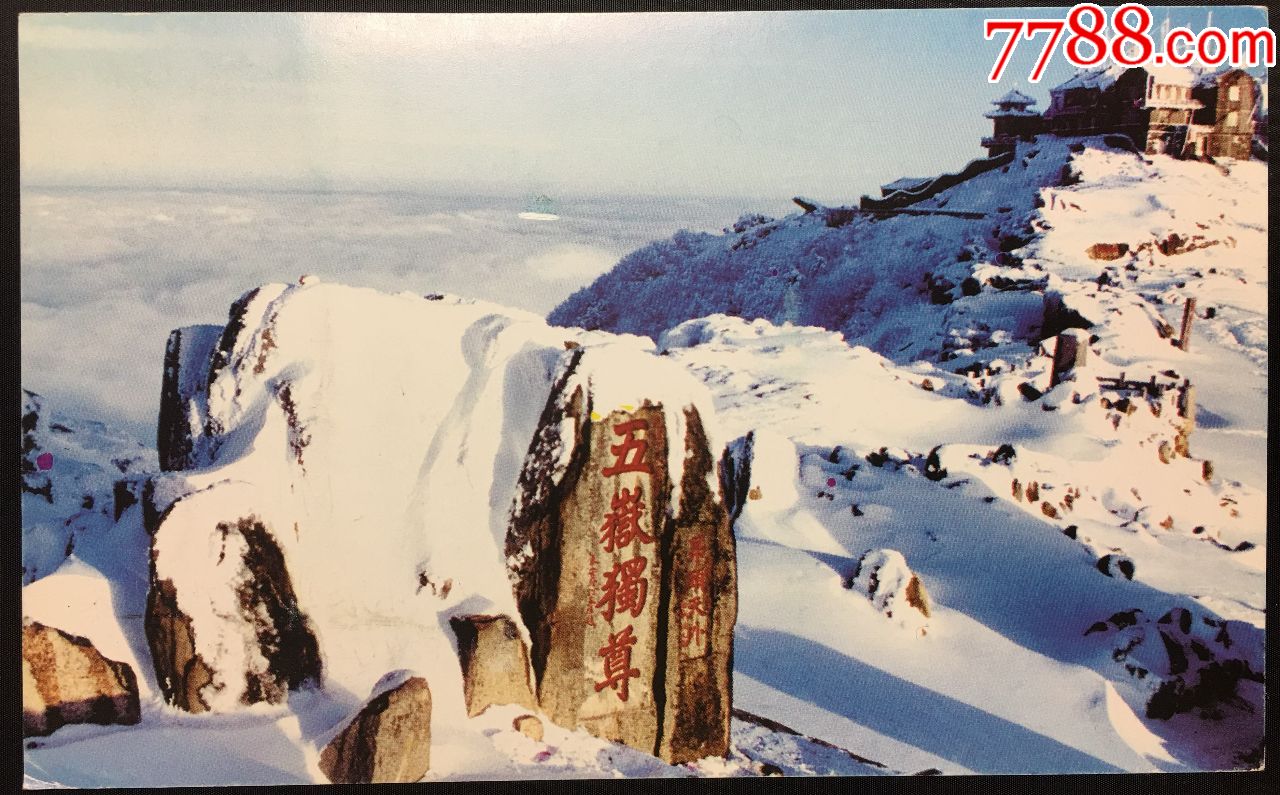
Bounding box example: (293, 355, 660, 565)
(22, 137, 1266, 783)
(551, 136, 1266, 380)
(547, 136, 1266, 770)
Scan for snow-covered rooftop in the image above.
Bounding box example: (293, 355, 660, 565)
(1146, 64, 1201, 87)
(1052, 64, 1129, 93)
(1192, 65, 1233, 89)
(984, 108, 1040, 119)
(992, 89, 1036, 107)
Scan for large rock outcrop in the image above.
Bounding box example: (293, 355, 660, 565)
(506, 345, 737, 764)
(143, 285, 570, 715)
(142, 282, 739, 769)
(23, 619, 141, 737)
(156, 324, 223, 471)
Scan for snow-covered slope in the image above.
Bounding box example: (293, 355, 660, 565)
(658, 313, 1262, 771)
(22, 137, 1266, 781)
(21, 389, 155, 585)
(551, 137, 1266, 771)
(24, 284, 891, 784)
(551, 136, 1085, 356)
(552, 138, 1266, 442)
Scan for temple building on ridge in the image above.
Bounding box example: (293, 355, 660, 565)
(981, 89, 1042, 157)
(981, 65, 1263, 160)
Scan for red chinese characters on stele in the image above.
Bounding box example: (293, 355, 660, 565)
(593, 417, 654, 703)
(679, 535, 712, 655)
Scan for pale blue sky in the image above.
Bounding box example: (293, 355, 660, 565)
(19, 7, 1269, 203)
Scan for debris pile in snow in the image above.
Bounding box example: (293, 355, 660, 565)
(1084, 606, 1264, 722)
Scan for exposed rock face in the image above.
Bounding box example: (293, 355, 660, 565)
(156, 324, 223, 471)
(658, 406, 737, 764)
(112, 477, 143, 521)
(450, 615, 536, 717)
(720, 432, 755, 524)
(319, 673, 433, 784)
(146, 498, 321, 712)
(22, 620, 141, 737)
(1040, 289, 1095, 340)
(146, 577, 216, 713)
(1086, 243, 1129, 260)
(719, 430, 801, 547)
(21, 390, 50, 495)
(513, 714, 544, 741)
(1085, 607, 1264, 726)
(844, 549, 931, 633)
(506, 346, 736, 764)
(1096, 553, 1135, 580)
(1049, 329, 1090, 387)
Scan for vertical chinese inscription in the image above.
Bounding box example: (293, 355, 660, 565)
(656, 405, 736, 764)
(531, 402, 666, 755)
(508, 371, 735, 763)
(677, 535, 712, 658)
(590, 417, 657, 705)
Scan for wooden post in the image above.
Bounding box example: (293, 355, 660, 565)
(1178, 380, 1196, 423)
(1050, 330, 1088, 388)
(1178, 297, 1196, 351)
(1175, 379, 1196, 457)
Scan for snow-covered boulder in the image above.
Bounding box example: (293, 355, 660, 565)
(146, 502, 322, 712)
(318, 671, 433, 784)
(144, 283, 578, 718)
(505, 344, 737, 764)
(844, 549, 931, 634)
(721, 429, 800, 521)
(142, 281, 739, 771)
(23, 619, 141, 737)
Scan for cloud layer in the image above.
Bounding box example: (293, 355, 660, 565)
(21, 186, 788, 438)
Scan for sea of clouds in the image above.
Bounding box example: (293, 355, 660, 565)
(22, 186, 793, 440)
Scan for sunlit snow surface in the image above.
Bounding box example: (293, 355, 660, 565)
(21, 141, 1265, 781)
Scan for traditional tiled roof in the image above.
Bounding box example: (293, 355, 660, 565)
(985, 107, 1040, 118)
(1052, 64, 1129, 93)
(992, 89, 1037, 106)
